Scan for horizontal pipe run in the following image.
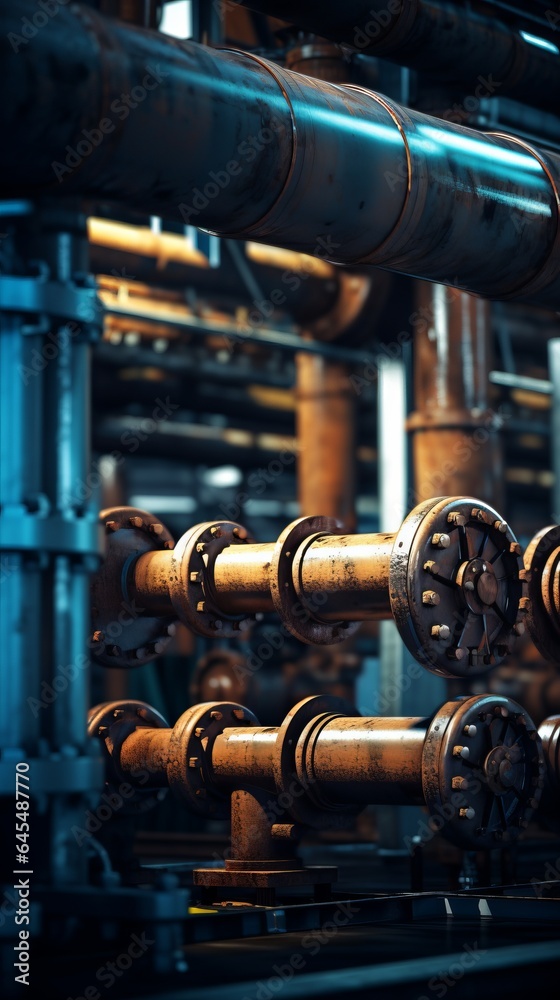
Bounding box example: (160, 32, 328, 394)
(212, 719, 426, 806)
(118, 728, 171, 787)
(134, 534, 395, 621)
(212, 544, 275, 615)
(304, 717, 426, 806)
(212, 728, 279, 791)
(295, 534, 393, 621)
(131, 550, 176, 616)
(1, 1, 560, 306)
(236, 0, 560, 112)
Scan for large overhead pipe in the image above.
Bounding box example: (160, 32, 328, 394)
(90, 497, 527, 678)
(235, 0, 560, 112)
(1, 2, 560, 308)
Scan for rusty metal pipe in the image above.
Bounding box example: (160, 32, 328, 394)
(235, 0, 560, 112)
(2, 1, 560, 306)
(211, 544, 275, 615)
(296, 354, 357, 532)
(293, 533, 393, 621)
(103, 496, 527, 677)
(408, 281, 503, 506)
(90, 694, 545, 852)
(118, 727, 170, 787)
(299, 716, 426, 805)
(134, 531, 394, 620)
(212, 727, 278, 791)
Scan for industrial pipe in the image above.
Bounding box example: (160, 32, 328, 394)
(408, 281, 503, 506)
(89, 693, 545, 864)
(2, 1, 560, 307)
(235, 1, 560, 112)
(90, 496, 527, 677)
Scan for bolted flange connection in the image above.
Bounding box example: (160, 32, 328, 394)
(88, 694, 544, 852)
(523, 524, 560, 661)
(90, 507, 177, 668)
(131, 519, 258, 639)
(422, 695, 544, 849)
(90, 497, 524, 677)
(89, 699, 259, 821)
(390, 497, 527, 676)
(87, 700, 170, 815)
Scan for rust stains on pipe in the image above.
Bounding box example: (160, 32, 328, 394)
(132, 549, 176, 616)
(212, 727, 278, 791)
(212, 544, 275, 615)
(294, 533, 393, 620)
(408, 281, 503, 505)
(118, 727, 171, 787)
(296, 353, 357, 531)
(300, 716, 426, 805)
(2, 1, 560, 305)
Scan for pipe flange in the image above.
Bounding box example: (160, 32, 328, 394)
(167, 701, 259, 819)
(88, 700, 170, 814)
(390, 496, 525, 678)
(91, 506, 177, 668)
(169, 521, 255, 638)
(273, 695, 361, 829)
(524, 525, 560, 661)
(270, 516, 361, 645)
(422, 695, 544, 850)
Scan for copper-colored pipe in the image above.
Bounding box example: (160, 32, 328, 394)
(213, 717, 425, 805)
(133, 532, 393, 620)
(293, 532, 393, 621)
(213, 728, 278, 792)
(300, 717, 426, 805)
(408, 281, 502, 505)
(296, 353, 357, 532)
(88, 217, 209, 269)
(119, 727, 170, 787)
(91, 694, 544, 852)
(209, 544, 275, 616)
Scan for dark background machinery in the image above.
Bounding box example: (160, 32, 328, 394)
(1, 1, 560, 997)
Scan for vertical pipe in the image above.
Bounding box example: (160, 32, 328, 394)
(408, 281, 502, 506)
(296, 352, 356, 530)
